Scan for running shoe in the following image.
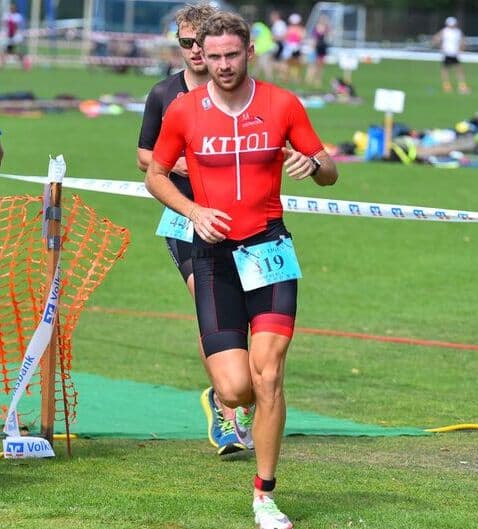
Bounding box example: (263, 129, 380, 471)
(216, 416, 246, 456)
(442, 81, 452, 93)
(200, 387, 246, 456)
(253, 495, 293, 529)
(234, 405, 255, 449)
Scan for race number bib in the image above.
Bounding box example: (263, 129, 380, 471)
(155, 207, 193, 243)
(232, 236, 302, 292)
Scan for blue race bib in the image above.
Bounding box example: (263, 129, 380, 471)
(232, 236, 302, 292)
(155, 207, 193, 243)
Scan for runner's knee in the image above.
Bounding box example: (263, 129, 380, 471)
(250, 342, 288, 402)
(215, 381, 253, 408)
(251, 362, 285, 403)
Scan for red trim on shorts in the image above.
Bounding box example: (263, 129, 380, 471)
(250, 313, 295, 338)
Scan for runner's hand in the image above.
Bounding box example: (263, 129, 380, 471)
(282, 147, 315, 180)
(189, 204, 231, 243)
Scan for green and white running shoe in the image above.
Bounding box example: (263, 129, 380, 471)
(216, 415, 246, 456)
(234, 405, 255, 449)
(253, 495, 293, 529)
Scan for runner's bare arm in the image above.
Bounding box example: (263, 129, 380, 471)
(137, 147, 152, 172)
(282, 147, 338, 185)
(145, 159, 231, 243)
(137, 148, 189, 176)
(311, 148, 338, 186)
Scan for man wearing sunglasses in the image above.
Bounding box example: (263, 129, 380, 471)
(137, 3, 249, 458)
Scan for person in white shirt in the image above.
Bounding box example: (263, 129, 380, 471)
(433, 16, 470, 94)
(1, 3, 26, 67)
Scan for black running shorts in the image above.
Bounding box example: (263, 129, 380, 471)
(165, 237, 193, 282)
(164, 172, 194, 282)
(443, 55, 459, 66)
(192, 220, 298, 357)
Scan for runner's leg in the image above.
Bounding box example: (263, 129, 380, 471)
(249, 332, 290, 486)
(167, 238, 242, 451)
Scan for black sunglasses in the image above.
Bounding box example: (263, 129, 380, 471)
(178, 37, 199, 49)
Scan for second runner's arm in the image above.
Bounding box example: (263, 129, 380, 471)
(145, 160, 231, 243)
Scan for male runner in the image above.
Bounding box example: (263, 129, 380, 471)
(145, 12, 338, 529)
(137, 3, 247, 457)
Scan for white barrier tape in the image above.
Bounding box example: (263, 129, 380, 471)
(3, 245, 60, 436)
(86, 56, 158, 66)
(2, 259, 60, 458)
(330, 46, 478, 64)
(90, 31, 173, 43)
(1, 173, 477, 222)
(24, 28, 172, 43)
(281, 195, 477, 222)
(2, 271, 61, 416)
(27, 54, 159, 67)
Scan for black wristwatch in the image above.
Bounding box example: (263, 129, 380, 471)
(309, 156, 321, 175)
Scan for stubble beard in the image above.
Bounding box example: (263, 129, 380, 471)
(212, 67, 247, 92)
(187, 60, 208, 75)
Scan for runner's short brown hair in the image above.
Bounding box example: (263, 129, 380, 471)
(196, 12, 250, 48)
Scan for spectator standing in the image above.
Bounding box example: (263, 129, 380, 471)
(433, 16, 470, 94)
(1, 3, 26, 68)
(283, 13, 305, 84)
(308, 14, 332, 88)
(251, 20, 276, 81)
(269, 10, 287, 80)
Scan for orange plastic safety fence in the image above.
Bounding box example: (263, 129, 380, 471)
(0, 194, 129, 430)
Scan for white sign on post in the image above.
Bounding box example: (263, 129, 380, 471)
(374, 89, 405, 114)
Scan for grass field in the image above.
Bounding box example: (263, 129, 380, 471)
(1, 58, 478, 529)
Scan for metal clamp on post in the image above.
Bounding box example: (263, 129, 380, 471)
(45, 206, 62, 221)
